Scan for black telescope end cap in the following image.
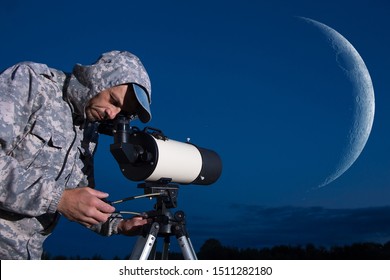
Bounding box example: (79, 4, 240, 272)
(192, 147, 222, 185)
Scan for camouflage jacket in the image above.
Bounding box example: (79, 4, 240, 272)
(0, 51, 151, 259)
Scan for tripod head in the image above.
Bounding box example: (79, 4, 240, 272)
(137, 180, 186, 236)
(138, 179, 179, 209)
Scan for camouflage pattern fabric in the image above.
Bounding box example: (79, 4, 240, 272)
(0, 51, 151, 259)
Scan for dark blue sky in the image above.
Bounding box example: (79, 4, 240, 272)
(1, 0, 390, 259)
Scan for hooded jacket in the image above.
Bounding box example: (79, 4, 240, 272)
(0, 51, 151, 259)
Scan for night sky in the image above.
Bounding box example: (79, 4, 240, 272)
(1, 0, 390, 259)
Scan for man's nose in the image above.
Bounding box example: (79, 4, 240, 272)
(105, 107, 121, 119)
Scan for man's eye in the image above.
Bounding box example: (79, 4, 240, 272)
(110, 95, 120, 107)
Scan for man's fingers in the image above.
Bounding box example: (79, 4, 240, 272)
(89, 188, 110, 199)
(133, 216, 149, 226)
(95, 198, 116, 214)
(59, 187, 116, 226)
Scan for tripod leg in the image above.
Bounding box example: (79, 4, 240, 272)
(173, 211, 198, 260)
(149, 240, 158, 260)
(187, 237, 198, 259)
(175, 223, 198, 260)
(129, 222, 159, 260)
(161, 236, 170, 260)
(177, 235, 198, 260)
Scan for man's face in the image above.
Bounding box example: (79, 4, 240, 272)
(85, 84, 140, 122)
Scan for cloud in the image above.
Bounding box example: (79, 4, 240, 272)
(188, 205, 390, 250)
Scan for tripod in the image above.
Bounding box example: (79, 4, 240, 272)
(129, 182, 198, 260)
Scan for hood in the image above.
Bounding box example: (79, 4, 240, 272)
(65, 50, 151, 124)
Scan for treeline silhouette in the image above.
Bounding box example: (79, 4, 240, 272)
(42, 238, 390, 260)
(196, 239, 390, 260)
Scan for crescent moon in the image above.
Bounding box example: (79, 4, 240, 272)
(299, 17, 375, 188)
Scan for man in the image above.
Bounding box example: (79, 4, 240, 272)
(0, 50, 151, 259)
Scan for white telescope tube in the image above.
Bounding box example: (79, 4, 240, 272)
(146, 138, 203, 183)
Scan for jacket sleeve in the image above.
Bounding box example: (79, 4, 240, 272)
(0, 63, 63, 217)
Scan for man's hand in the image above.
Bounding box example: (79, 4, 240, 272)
(117, 216, 150, 236)
(57, 187, 115, 227)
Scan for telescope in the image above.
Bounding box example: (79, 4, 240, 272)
(98, 114, 222, 260)
(98, 114, 222, 186)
